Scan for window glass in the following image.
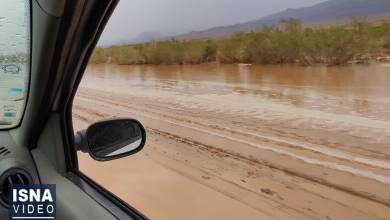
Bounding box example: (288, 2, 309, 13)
(73, 1, 390, 219)
(0, 0, 30, 129)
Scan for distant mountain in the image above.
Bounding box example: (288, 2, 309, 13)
(175, 0, 390, 40)
(131, 31, 166, 44)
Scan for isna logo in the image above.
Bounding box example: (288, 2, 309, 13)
(9, 184, 56, 220)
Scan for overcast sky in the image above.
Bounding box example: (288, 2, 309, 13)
(98, 0, 326, 46)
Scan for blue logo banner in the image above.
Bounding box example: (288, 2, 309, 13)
(9, 184, 56, 220)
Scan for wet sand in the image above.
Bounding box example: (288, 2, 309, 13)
(73, 63, 390, 220)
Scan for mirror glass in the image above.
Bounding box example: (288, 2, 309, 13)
(86, 119, 144, 159)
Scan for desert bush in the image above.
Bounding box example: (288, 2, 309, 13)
(89, 18, 390, 65)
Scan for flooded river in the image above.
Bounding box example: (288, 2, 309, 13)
(84, 63, 390, 119)
(73, 63, 390, 220)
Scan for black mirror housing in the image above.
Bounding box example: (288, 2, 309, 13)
(74, 118, 146, 161)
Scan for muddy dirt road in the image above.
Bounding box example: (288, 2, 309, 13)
(73, 64, 390, 220)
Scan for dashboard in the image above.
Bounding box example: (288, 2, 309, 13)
(0, 132, 40, 219)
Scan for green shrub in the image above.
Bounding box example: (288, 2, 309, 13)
(89, 19, 390, 65)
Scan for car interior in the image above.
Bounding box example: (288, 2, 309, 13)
(0, 0, 147, 219)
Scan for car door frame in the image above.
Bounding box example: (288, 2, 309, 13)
(27, 0, 148, 219)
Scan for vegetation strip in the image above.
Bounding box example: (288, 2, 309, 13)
(91, 19, 390, 66)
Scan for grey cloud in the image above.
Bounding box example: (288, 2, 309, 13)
(98, 0, 325, 46)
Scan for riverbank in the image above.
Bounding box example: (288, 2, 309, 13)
(91, 19, 390, 66)
(73, 63, 390, 220)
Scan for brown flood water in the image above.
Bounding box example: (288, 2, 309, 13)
(73, 63, 390, 220)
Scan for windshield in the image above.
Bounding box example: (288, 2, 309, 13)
(0, 0, 30, 129)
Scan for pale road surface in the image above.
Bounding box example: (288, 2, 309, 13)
(73, 63, 390, 220)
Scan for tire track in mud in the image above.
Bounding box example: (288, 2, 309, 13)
(146, 144, 328, 220)
(75, 93, 390, 179)
(73, 108, 386, 220)
(149, 115, 390, 186)
(146, 127, 390, 208)
(86, 95, 390, 162)
(73, 96, 390, 208)
(73, 112, 305, 220)
(76, 92, 390, 173)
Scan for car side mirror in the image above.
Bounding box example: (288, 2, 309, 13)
(74, 118, 146, 161)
